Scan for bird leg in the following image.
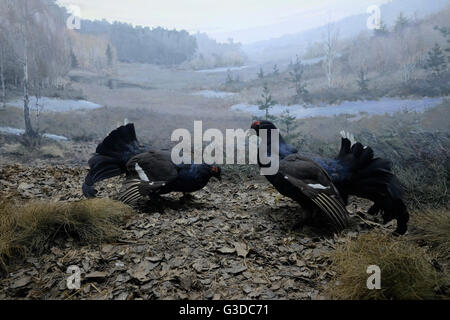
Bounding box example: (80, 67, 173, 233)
(146, 193, 165, 206)
(368, 203, 381, 215)
(180, 193, 195, 203)
(292, 210, 313, 230)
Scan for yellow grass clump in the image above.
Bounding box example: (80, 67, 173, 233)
(0, 198, 133, 271)
(39, 144, 65, 158)
(327, 232, 445, 300)
(409, 209, 450, 262)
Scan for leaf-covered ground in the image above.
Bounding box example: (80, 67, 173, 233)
(0, 163, 383, 300)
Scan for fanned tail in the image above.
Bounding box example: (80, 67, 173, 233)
(336, 135, 409, 235)
(83, 124, 145, 198)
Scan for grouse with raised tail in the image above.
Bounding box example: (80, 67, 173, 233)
(251, 120, 409, 235)
(82, 124, 221, 206)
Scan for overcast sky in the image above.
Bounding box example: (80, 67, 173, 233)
(57, 0, 392, 43)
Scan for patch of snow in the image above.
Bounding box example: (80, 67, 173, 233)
(195, 65, 250, 73)
(7, 96, 102, 112)
(0, 127, 68, 141)
(231, 97, 444, 119)
(192, 90, 236, 99)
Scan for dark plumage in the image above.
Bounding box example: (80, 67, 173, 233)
(83, 124, 221, 206)
(270, 153, 349, 231)
(251, 120, 409, 235)
(251, 121, 349, 231)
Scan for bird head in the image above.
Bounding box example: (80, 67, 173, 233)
(210, 165, 222, 181)
(251, 120, 279, 136)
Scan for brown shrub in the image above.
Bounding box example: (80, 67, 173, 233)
(326, 232, 445, 300)
(0, 198, 133, 272)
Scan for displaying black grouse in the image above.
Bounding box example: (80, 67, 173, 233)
(83, 124, 221, 206)
(251, 120, 409, 235)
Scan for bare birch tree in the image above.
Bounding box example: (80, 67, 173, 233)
(324, 23, 340, 88)
(6, 0, 35, 136)
(5, 0, 70, 139)
(0, 37, 6, 109)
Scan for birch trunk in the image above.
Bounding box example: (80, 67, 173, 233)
(22, 1, 34, 137)
(0, 47, 5, 109)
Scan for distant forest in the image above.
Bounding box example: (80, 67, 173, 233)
(79, 20, 198, 65)
(189, 33, 246, 70)
(0, 0, 245, 137)
(79, 21, 246, 68)
(0, 0, 246, 101)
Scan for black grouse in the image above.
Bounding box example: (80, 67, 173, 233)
(251, 120, 409, 235)
(82, 124, 221, 206)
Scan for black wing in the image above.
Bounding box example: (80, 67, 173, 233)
(118, 151, 179, 206)
(279, 154, 349, 231)
(83, 124, 148, 198)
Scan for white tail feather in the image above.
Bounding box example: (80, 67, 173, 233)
(340, 130, 356, 146)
